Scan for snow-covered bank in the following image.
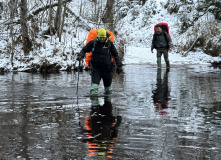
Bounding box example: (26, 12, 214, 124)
(0, 0, 220, 72)
(0, 45, 220, 72)
(123, 46, 220, 65)
(115, 0, 221, 57)
(0, 0, 91, 72)
(0, 41, 79, 72)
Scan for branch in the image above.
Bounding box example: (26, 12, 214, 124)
(65, 7, 94, 31)
(4, 0, 72, 25)
(183, 36, 200, 57)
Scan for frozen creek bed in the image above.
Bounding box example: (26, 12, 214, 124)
(0, 65, 221, 159)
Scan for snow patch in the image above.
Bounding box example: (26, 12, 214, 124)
(123, 46, 220, 65)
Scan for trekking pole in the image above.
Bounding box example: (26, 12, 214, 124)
(76, 60, 81, 96)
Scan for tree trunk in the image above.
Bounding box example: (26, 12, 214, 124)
(9, 0, 17, 36)
(102, 0, 115, 30)
(49, 0, 53, 38)
(6, 0, 72, 25)
(54, 0, 63, 37)
(141, 0, 146, 5)
(59, 1, 67, 42)
(9, 0, 17, 66)
(20, 0, 32, 55)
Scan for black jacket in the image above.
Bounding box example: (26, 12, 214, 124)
(151, 32, 171, 50)
(80, 39, 122, 71)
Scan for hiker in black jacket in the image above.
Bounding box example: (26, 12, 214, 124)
(77, 28, 122, 96)
(151, 25, 172, 68)
(152, 68, 170, 115)
(83, 96, 122, 157)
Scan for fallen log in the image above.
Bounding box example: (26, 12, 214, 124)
(183, 36, 199, 57)
(65, 7, 94, 31)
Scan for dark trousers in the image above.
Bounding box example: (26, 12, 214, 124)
(91, 68, 112, 87)
(156, 49, 170, 68)
(157, 49, 168, 58)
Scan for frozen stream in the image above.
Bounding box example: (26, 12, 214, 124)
(0, 65, 221, 159)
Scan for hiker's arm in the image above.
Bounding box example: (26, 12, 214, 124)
(151, 34, 155, 52)
(110, 42, 122, 68)
(79, 41, 94, 58)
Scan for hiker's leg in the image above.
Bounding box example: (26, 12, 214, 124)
(157, 68, 162, 80)
(90, 68, 101, 96)
(157, 49, 162, 68)
(102, 71, 112, 95)
(163, 49, 170, 68)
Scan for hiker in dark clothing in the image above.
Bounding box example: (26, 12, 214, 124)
(83, 96, 122, 158)
(151, 24, 172, 68)
(77, 28, 122, 96)
(152, 68, 170, 115)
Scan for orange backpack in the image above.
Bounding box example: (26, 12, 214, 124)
(85, 29, 115, 68)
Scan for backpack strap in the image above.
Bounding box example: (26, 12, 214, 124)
(104, 39, 112, 60)
(163, 31, 167, 40)
(163, 31, 170, 42)
(163, 32, 169, 48)
(105, 32, 112, 56)
(107, 40, 112, 60)
(92, 38, 98, 53)
(107, 40, 111, 53)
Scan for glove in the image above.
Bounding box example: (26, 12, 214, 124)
(116, 67, 122, 75)
(76, 53, 84, 61)
(76, 56, 82, 61)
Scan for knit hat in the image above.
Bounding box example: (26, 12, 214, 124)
(97, 28, 107, 37)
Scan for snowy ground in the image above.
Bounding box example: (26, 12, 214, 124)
(116, 0, 221, 66)
(0, 45, 220, 72)
(123, 46, 221, 66)
(0, 0, 91, 71)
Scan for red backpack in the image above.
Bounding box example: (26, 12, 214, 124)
(154, 22, 172, 41)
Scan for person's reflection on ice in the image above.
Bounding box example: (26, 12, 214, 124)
(152, 68, 170, 115)
(82, 96, 122, 158)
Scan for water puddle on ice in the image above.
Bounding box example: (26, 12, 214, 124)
(0, 65, 220, 159)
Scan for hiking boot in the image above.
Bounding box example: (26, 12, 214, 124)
(157, 57, 161, 68)
(104, 86, 112, 95)
(166, 61, 170, 68)
(90, 83, 99, 96)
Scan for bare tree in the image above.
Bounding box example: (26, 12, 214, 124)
(20, 0, 32, 55)
(59, 1, 67, 42)
(54, 0, 63, 38)
(49, 0, 53, 40)
(8, 0, 19, 65)
(102, 0, 115, 30)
